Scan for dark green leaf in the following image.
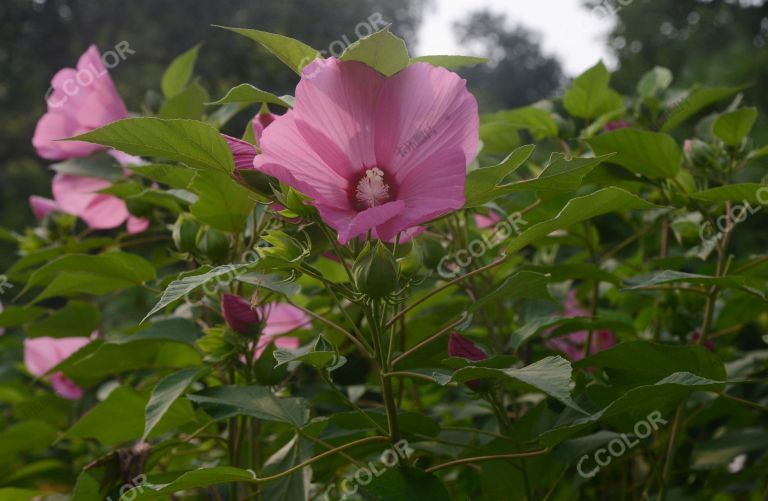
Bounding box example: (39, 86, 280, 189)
(144, 367, 207, 440)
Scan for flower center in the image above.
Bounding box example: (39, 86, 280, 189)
(355, 167, 391, 209)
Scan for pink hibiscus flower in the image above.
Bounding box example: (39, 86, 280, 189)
(250, 57, 479, 244)
(223, 111, 279, 171)
(221, 294, 310, 359)
(33, 45, 130, 161)
(545, 290, 615, 361)
(448, 331, 488, 390)
(24, 336, 90, 400)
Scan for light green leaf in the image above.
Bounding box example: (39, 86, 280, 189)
(504, 187, 659, 254)
(479, 122, 520, 154)
(143, 264, 254, 321)
(470, 271, 553, 312)
(188, 385, 309, 427)
(219, 26, 320, 74)
(660, 85, 747, 132)
(503, 153, 615, 193)
(189, 170, 257, 232)
(712, 107, 758, 146)
(563, 61, 623, 119)
(130, 163, 197, 190)
(637, 66, 673, 98)
(159, 81, 209, 120)
(464, 144, 535, 207)
(586, 129, 681, 178)
(209, 83, 293, 108)
(144, 367, 207, 440)
(411, 54, 487, 69)
(161, 44, 201, 98)
(483, 107, 559, 139)
(340, 27, 410, 76)
(71, 118, 234, 173)
(439, 356, 586, 413)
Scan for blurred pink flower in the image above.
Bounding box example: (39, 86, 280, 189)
(32, 45, 130, 161)
(24, 336, 90, 400)
(29, 196, 60, 221)
(604, 120, 630, 132)
(253, 57, 479, 243)
(223, 111, 279, 172)
(474, 211, 501, 229)
(545, 290, 615, 361)
(448, 332, 487, 390)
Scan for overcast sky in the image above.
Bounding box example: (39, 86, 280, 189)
(415, 0, 615, 76)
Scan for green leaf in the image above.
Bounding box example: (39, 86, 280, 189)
(539, 372, 725, 447)
(49, 153, 124, 181)
(660, 85, 748, 132)
(340, 27, 410, 76)
(22, 252, 156, 303)
(65, 386, 197, 446)
(575, 340, 726, 384)
(0, 420, 56, 467)
(691, 429, 768, 470)
(159, 81, 209, 120)
(712, 107, 758, 146)
(586, 129, 681, 178)
(360, 467, 450, 501)
(130, 163, 197, 190)
(636, 66, 673, 98)
(439, 356, 586, 413)
(483, 106, 559, 139)
(189, 170, 257, 231)
(0, 488, 44, 501)
(503, 153, 615, 194)
(479, 122, 520, 154)
(71, 472, 101, 501)
(219, 26, 320, 74)
(144, 367, 207, 440)
(0, 306, 46, 328)
(123, 467, 256, 500)
(273, 348, 346, 372)
(410, 54, 487, 69)
(71, 118, 234, 173)
(470, 271, 553, 312)
(464, 144, 535, 207)
(504, 187, 659, 254)
(143, 264, 254, 322)
(161, 44, 201, 98)
(689, 183, 768, 205)
(261, 435, 313, 501)
(26, 301, 100, 338)
(563, 61, 623, 119)
(188, 385, 309, 427)
(624, 270, 766, 300)
(209, 83, 293, 108)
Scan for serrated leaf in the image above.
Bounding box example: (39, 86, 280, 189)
(464, 144, 535, 207)
(209, 83, 293, 108)
(340, 27, 410, 76)
(188, 385, 309, 426)
(219, 26, 320, 74)
(189, 170, 257, 231)
(503, 153, 614, 193)
(586, 129, 681, 178)
(161, 44, 201, 98)
(71, 118, 234, 173)
(144, 367, 207, 440)
(712, 107, 758, 146)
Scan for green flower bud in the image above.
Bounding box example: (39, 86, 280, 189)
(352, 242, 398, 298)
(172, 215, 201, 254)
(196, 227, 230, 264)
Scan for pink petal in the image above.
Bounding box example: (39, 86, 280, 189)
(474, 212, 501, 229)
(374, 62, 479, 185)
(318, 200, 406, 244)
(221, 294, 260, 336)
(448, 332, 487, 361)
(292, 58, 384, 179)
(50, 372, 84, 400)
(261, 303, 311, 337)
(32, 112, 102, 160)
(252, 112, 278, 143)
(29, 196, 60, 220)
(223, 134, 259, 171)
(79, 194, 130, 229)
(107, 149, 144, 166)
(127, 215, 150, 234)
(52, 174, 109, 215)
(254, 335, 300, 360)
(24, 336, 90, 377)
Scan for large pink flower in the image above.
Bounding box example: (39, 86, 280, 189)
(251, 58, 479, 243)
(24, 336, 90, 400)
(33, 45, 129, 161)
(545, 291, 615, 361)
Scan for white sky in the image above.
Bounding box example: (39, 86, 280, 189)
(416, 0, 615, 76)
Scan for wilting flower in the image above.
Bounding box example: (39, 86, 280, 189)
(448, 332, 487, 390)
(251, 57, 479, 243)
(24, 336, 90, 400)
(221, 294, 310, 359)
(33, 45, 130, 161)
(545, 290, 615, 361)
